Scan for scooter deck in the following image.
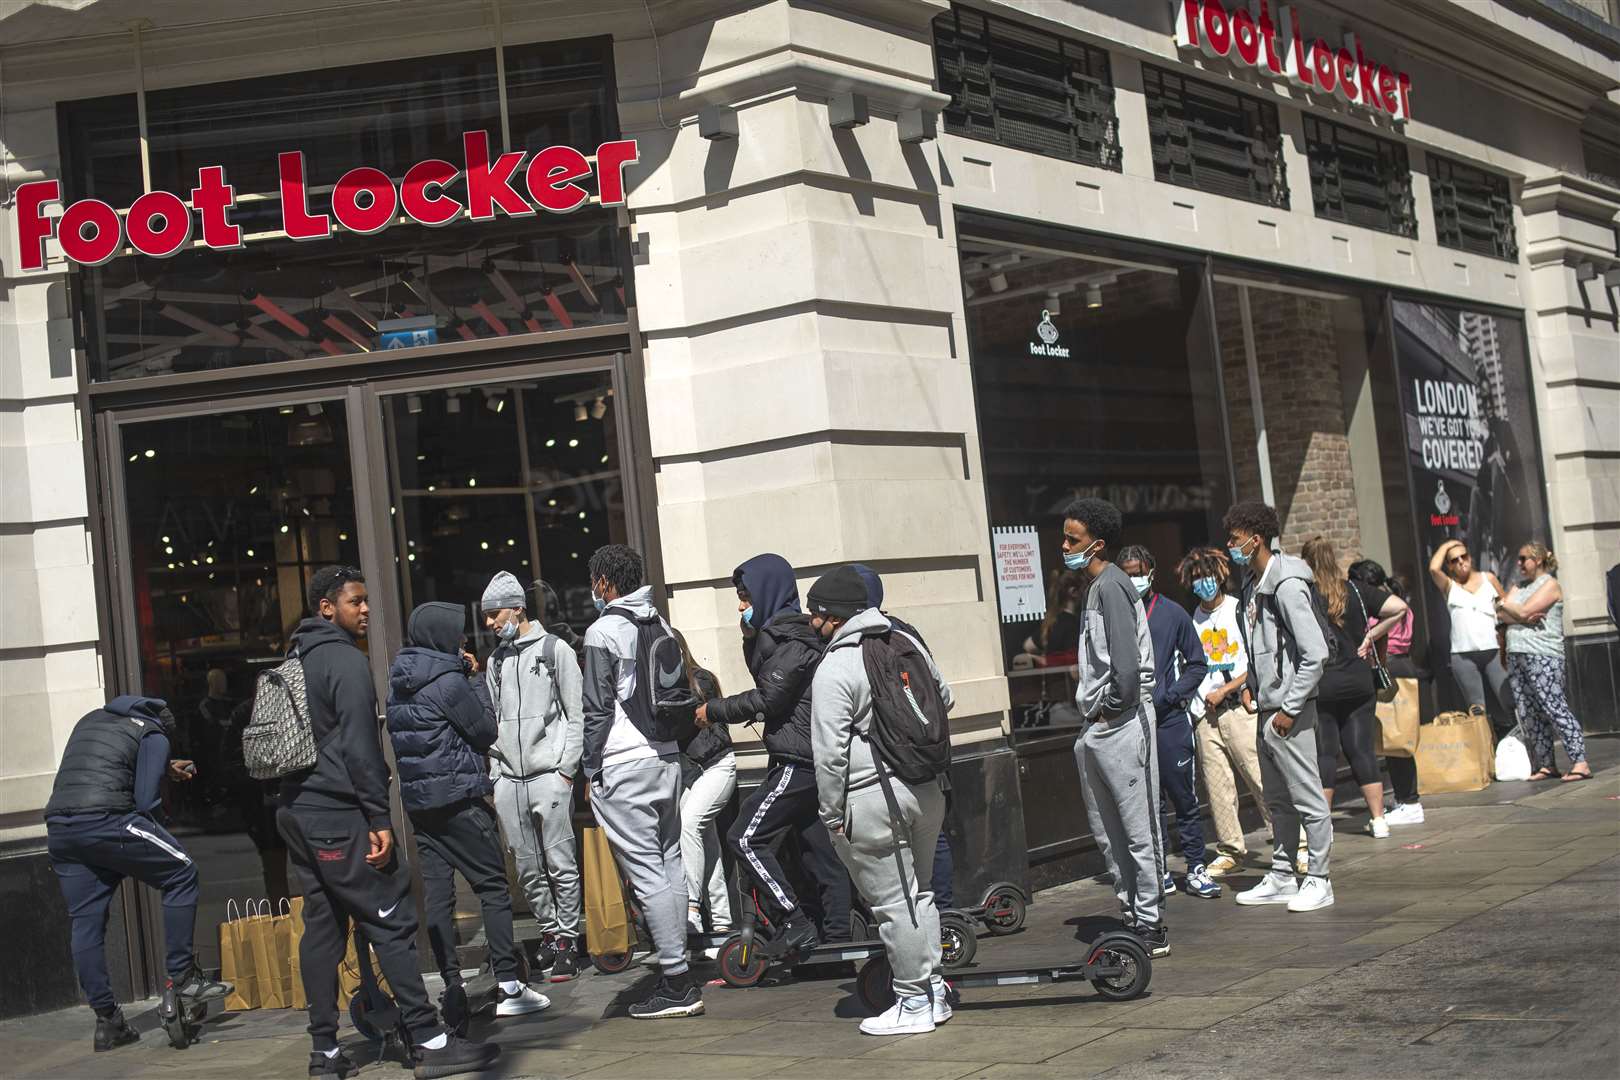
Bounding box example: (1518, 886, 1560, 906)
(943, 958, 1125, 990)
(793, 940, 885, 965)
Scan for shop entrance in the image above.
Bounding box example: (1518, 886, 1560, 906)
(96, 354, 633, 984)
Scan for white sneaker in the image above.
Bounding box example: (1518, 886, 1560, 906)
(1235, 871, 1300, 906)
(860, 995, 936, 1036)
(1287, 876, 1334, 912)
(1386, 802, 1425, 826)
(930, 976, 953, 1025)
(494, 983, 551, 1017)
(1364, 816, 1391, 839)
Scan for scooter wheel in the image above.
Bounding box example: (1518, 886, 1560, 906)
(983, 885, 1027, 936)
(849, 908, 873, 943)
(349, 992, 384, 1042)
(939, 911, 977, 970)
(716, 935, 769, 989)
(856, 955, 895, 1014)
(592, 951, 634, 975)
(1088, 935, 1152, 1001)
(161, 1012, 191, 1050)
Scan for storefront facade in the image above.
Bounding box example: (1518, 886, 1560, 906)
(2, 0, 1617, 1016)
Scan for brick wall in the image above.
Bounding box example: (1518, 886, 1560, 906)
(1216, 285, 1364, 561)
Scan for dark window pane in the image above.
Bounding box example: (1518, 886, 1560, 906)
(1143, 64, 1288, 209)
(1429, 154, 1517, 261)
(1304, 116, 1417, 238)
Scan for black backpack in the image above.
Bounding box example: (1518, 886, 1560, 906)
(607, 608, 700, 744)
(860, 629, 951, 784)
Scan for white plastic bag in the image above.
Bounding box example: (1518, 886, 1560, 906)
(1493, 726, 1532, 782)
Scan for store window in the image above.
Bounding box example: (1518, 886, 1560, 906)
(959, 218, 1228, 732)
(1143, 64, 1287, 209)
(61, 38, 627, 383)
(1429, 154, 1518, 261)
(1303, 116, 1417, 238)
(933, 5, 1121, 171)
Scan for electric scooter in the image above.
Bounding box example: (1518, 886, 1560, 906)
(158, 982, 210, 1049)
(935, 881, 1032, 969)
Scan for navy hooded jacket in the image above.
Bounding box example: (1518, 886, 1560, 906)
(1144, 592, 1209, 726)
(704, 553, 824, 765)
(386, 602, 497, 813)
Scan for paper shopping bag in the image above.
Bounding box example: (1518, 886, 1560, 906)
(266, 899, 297, 1009)
(581, 826, 632, 958)
(220, 899, 262, 1011)
(285, 896, 308, 1010)
(1416, 707, 1493, 795)
(245, 899, 288, 1009)
(1374, 677, 1421, 758)
(339, 933, 393, 1002)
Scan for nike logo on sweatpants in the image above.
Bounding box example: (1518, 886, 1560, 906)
(379, 903, 398, 919)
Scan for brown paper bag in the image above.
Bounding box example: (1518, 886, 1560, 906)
(581, 826, 632, 958)
(1416, 707, 1493, 795)
(220, 899, 262, 1011)
(1374, 677, 1421, 758)
(266, 899, 296, 1009)
(286, 896, 307, 1010)
(245, 899, 288, 1009)
(339, 934, 393, 1002)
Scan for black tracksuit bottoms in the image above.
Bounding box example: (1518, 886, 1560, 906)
(411, 797, 520, 984)
(277, 807, 444, 1051)
(728, 762, 852, 940)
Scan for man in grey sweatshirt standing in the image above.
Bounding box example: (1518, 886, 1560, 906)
(808, 565, 954, 1037)
(1223, 501, 1335, 912)
(1063, 497, 1169, 958)
(481, 571, 586, 981)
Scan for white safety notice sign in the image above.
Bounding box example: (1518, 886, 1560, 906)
(992, 525, 1046, 623)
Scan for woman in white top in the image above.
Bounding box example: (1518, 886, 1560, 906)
(1178, 547, 1270, 879)
(1497, 542, 1588, 782)
(1427, 540, 1509, 727)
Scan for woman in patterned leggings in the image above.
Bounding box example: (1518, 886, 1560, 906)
(1497, 541, 1589, 782)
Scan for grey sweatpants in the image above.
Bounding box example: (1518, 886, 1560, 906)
(493, 772, 582, 939)
(590, 754, 689, 975)
(1074, 701, 1164, 928)
(1258, 700, 1333, 878)
(832, 778, 944, 1000)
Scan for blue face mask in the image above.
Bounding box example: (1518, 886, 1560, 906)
(1129, 574, 1152, 597)
(1192, 576, 1220, 602)
(592, 592, 606, 613)
(740, 605, 754, 629)
(1228, 537, 1257, 566)
(1063, 540, 1099, 572)
(496, 617, 520, 642)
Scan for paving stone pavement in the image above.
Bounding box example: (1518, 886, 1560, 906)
(3, 738, 1615, 1079)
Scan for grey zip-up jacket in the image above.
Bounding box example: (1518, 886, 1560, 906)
(1241, 553, 1327, 716)
(581, 586, 677, 780)
(1076, 562, 1157, 720)
(486, 622, 584, 781)
(810, 608, 953, 833)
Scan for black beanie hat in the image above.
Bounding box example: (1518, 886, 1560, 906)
(807, 565, 869, 620)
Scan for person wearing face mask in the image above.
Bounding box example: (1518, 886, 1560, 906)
(481, 570, 586, 984)
(1177, 547, 1270, 878)
(1117, 545, 1213, 900)
(1061, 498, 1168, 957)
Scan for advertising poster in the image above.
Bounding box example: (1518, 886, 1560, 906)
(992, 525, 1047, 623)
(1391, 299, 1547, 585)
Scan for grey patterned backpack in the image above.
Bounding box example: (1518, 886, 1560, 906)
(243, 651, 316, 779)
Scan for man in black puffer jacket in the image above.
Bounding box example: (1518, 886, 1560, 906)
(701, 554, 852, 950)
(386, 602, 548, 1030)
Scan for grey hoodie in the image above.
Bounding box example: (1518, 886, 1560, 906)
(1241, 553, 1327, 716)
(581, 586, 678, 779)
(487, 622, 584, 781)
(810, 607, 954, 832)
(1076, 562, 1157, 720)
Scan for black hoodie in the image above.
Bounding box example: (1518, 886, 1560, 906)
(704, 554, 825, 765)
(279, 616, 393, 830)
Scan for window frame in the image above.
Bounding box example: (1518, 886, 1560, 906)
(1303, 115, 1418, 239)
(1142, 63, 1289, 210)
(1428, 153, 1518, 262)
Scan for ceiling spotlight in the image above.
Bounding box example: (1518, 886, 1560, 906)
(1087, 284, 1103, 309)
(406, 395, 423, 415)
(574, 402, 589, 422)
(306, 402, 323, 416)
(988, 272, 1008, 293)
(485, 390, 505, 413)
(591, 396, 607, 420)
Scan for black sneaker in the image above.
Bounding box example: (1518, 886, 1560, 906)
(548, 946, 580, 983)
(309, 1049, 357, 1077)
(780, 911, 820, 958)
(93, 1009, 140, 1053)
(1129, 921, 1171, 958)
(412, 1034, 500, 1080)
(440, 983, 470, 1037)
(172, 963, 233, 1000)
(529, 936, 557, 979)
(627, 974, 705, 1019)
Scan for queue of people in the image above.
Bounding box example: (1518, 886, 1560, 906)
(42, 504, 1590, 1069)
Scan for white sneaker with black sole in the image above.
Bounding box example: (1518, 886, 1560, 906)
(494, 983, 551, 1017)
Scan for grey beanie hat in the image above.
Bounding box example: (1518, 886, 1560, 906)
(481, 570, 526, 613)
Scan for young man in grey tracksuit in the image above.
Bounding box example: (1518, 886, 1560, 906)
(580, 545, 704, 1019)
(1224, 501, 1335, 912)
(1062, 498, 1169, 957)
(481, 571, 585, 981)
(808, 565, 954, 1037)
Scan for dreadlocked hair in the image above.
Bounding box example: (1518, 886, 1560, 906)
(1177, 546, 1230, 589)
